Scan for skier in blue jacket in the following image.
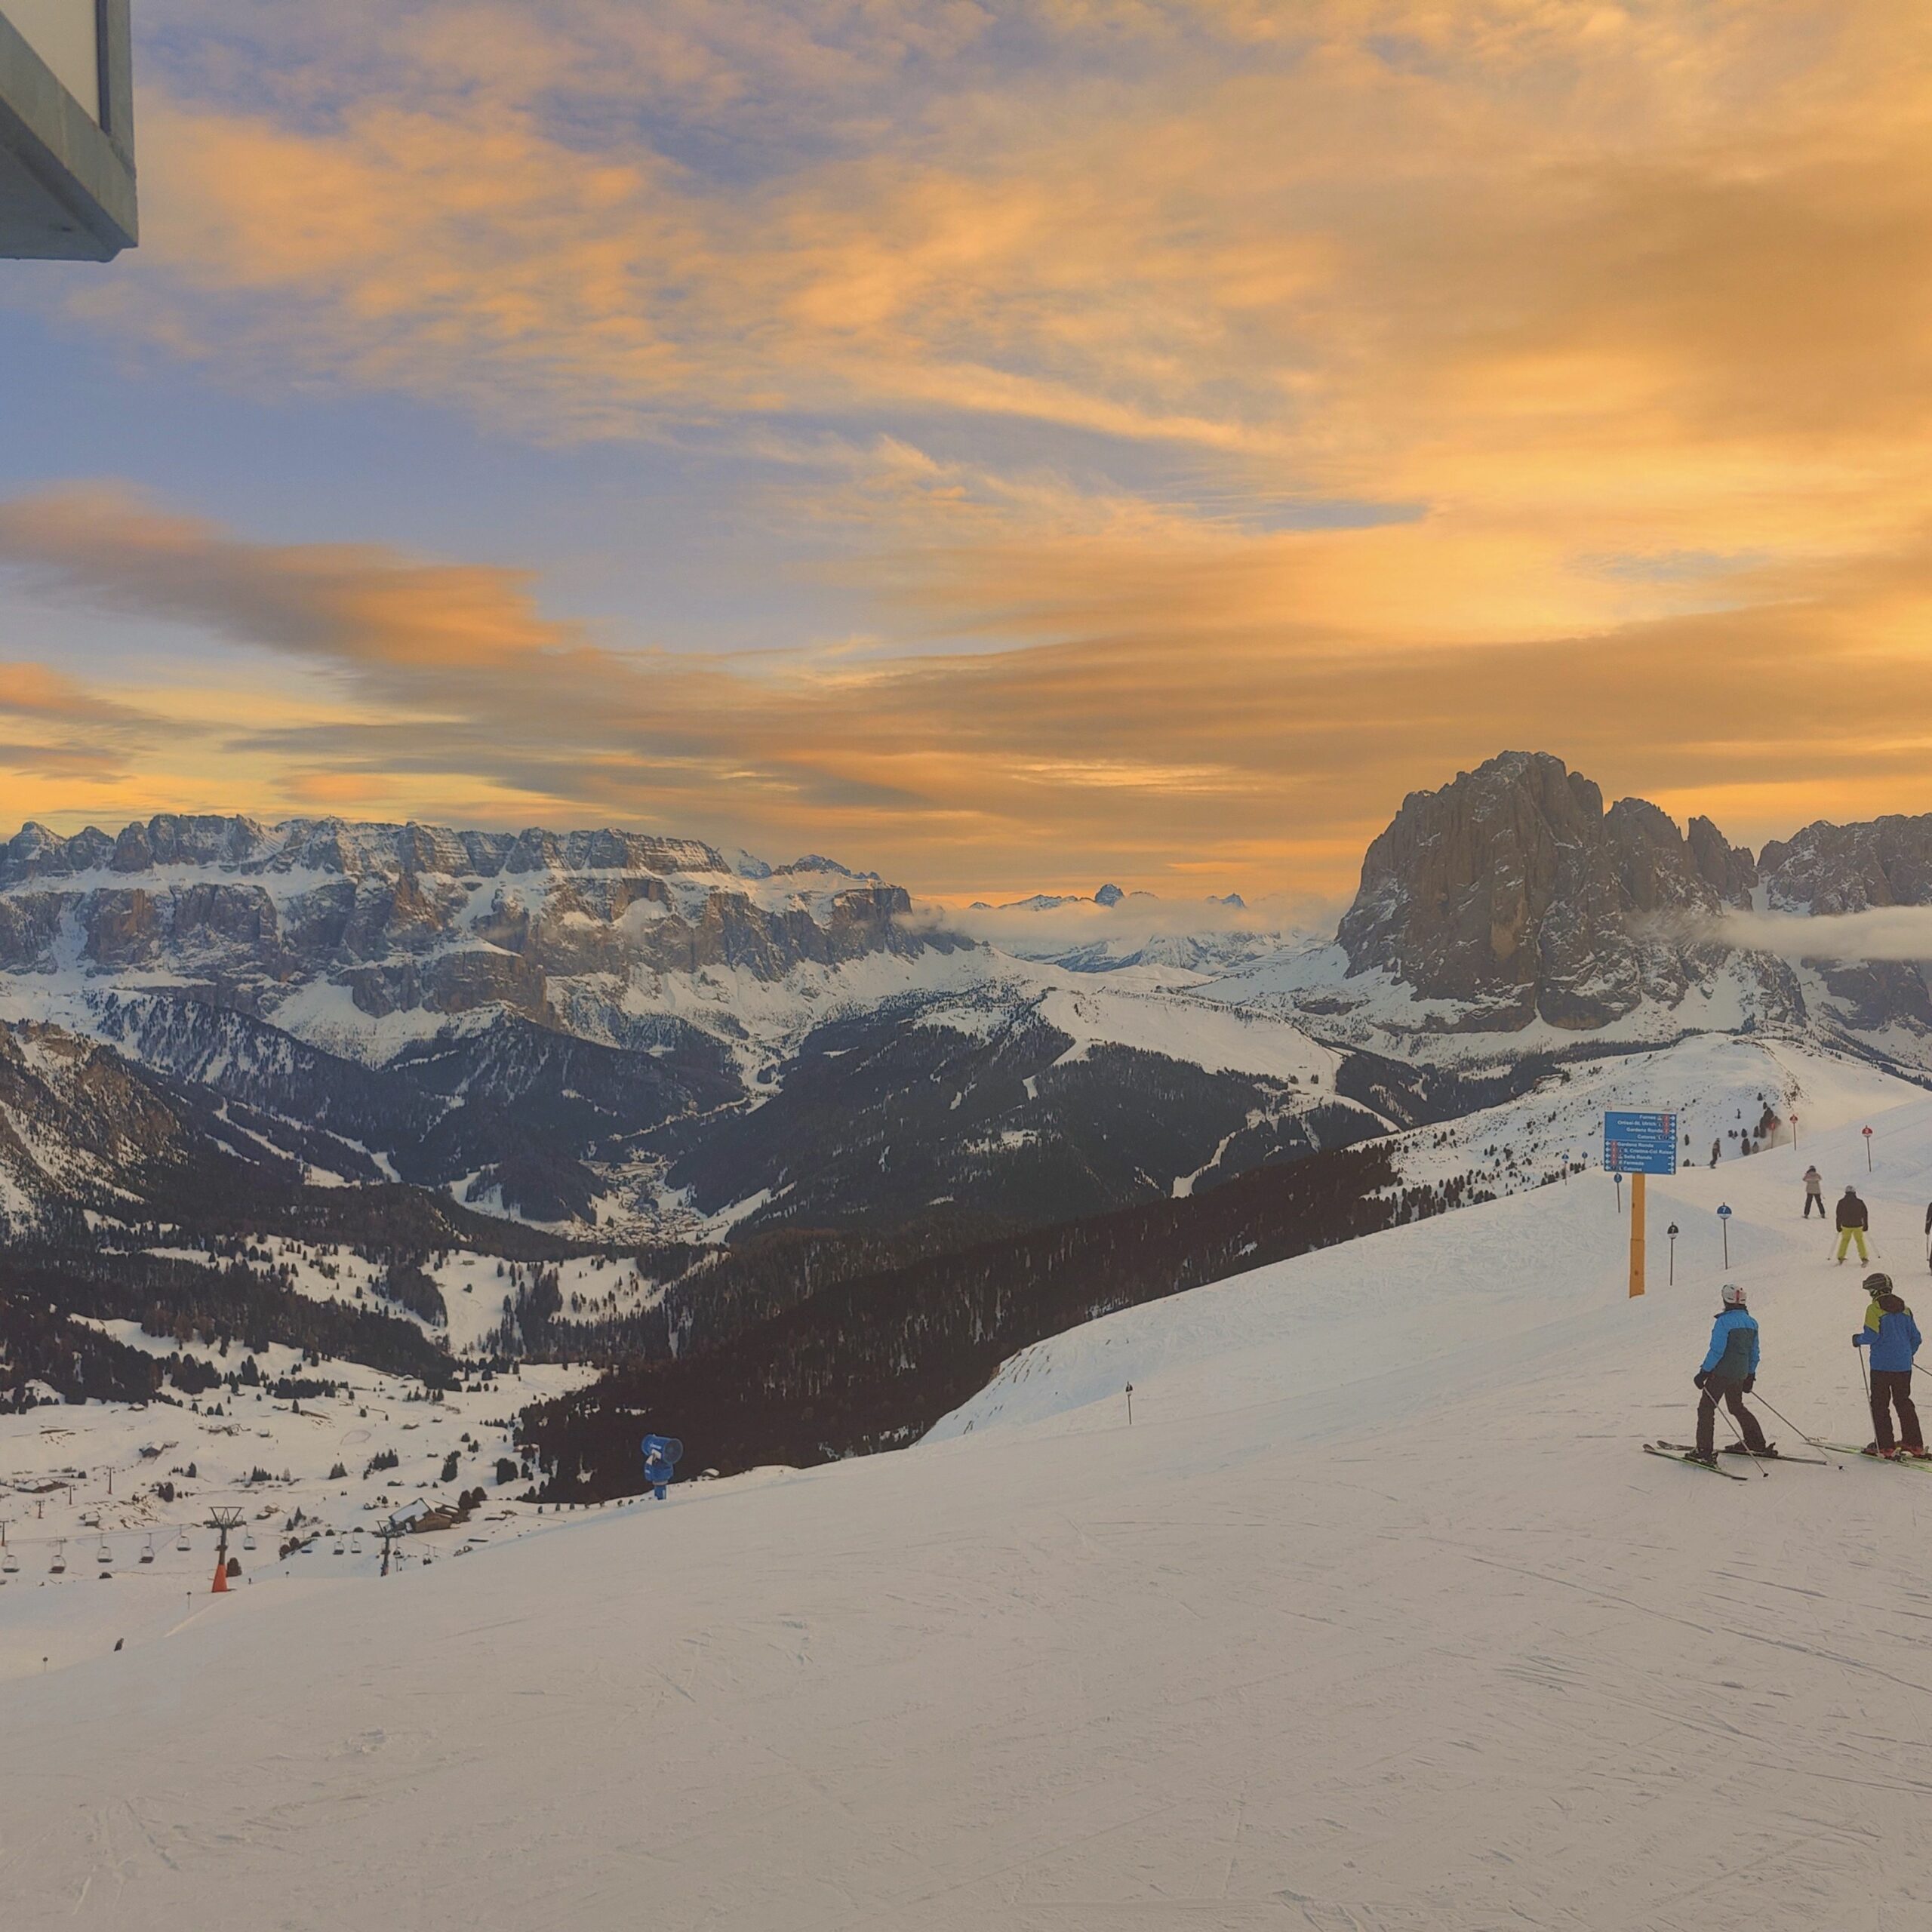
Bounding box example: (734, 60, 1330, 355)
(1853, 1272, 1927, 1459)
(1692, 1282, 1770, 1465)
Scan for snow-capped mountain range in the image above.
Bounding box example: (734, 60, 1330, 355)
(0, 761, 1930, 1244)
(9, 757, 1932, 1424)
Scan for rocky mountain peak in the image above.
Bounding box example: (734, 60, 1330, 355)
(1336, 751, 1765, 1029)
(1758, 814, 1932, 914)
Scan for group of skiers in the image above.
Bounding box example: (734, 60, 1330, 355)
(1802, 1164, 1875, 1263)
(1681, 1168, 1929, 1466)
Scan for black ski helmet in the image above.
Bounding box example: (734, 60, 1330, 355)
(1864, 1272, 1894, 1296)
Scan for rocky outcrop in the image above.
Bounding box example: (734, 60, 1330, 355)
(1337, 752, 1782, 1031)
(0, 817, 959, 1039)
(1687, 816, 1758, 906)
(0, 814, 731, 888)
(1758, 816, 1932, 913)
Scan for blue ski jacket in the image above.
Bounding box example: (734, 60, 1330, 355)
(1700, 1306, 1760, 1381)
(1855, 1297, 1922, 1374)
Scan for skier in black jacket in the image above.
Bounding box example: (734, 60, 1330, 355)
(1836, 1187, 1871, 1266)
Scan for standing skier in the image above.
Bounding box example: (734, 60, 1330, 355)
(1923, 1198, 1932, 1270)
(1835, 1186, 1871, 1265)
(1709, 1137, 1721, 1169)
(1691, 1282, 1769, 1466)
(1854, 1272, 1927, 1459)
(1803, 1166, 1825, 1219)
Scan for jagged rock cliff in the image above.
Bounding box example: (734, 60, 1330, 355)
(1337, 752, 1776, 1031)
(1758, 815, 1932, 914)
(0, 814, 956, 1035)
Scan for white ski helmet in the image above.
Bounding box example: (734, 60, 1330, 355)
(1721, 1282, 1746, 1307)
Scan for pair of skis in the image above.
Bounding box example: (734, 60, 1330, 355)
(1810, 1441, 1932, 1470)
(1642, 1439, 1828, 1481)
(1644, 1438, 1932, 1478)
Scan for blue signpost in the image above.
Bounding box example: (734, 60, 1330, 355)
(1604, 1111, 1678, 1298)
(1602, 1112, 1679, 1177)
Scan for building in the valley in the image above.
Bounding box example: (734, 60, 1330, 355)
(1, 2, 135, 260)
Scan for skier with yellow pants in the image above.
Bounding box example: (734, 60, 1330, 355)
(1836, 1186, 1871, 1265)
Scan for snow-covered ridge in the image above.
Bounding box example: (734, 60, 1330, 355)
(0, 811, 955, 1069)
(0, 814, 734, 885)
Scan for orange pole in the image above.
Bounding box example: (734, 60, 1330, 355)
(1629, 1173, 1647, 1298)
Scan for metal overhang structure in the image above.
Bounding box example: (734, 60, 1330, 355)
(0, 1, 136, 261)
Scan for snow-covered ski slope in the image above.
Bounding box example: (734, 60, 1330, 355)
(8, 1038, 1932, 1930)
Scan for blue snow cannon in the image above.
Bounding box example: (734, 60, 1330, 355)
(640, 1433, 683, 1501)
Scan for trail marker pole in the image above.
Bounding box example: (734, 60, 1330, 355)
(1124, 1383, 1134, 1426)
(1667, 1223, 1679, 1286)
(1718, 1203, 1733, 1268)
(1604, 1112, 1675, 1301)
(1629, 1174, 1645, 1297)
(1864, 1125, 1875, 1171)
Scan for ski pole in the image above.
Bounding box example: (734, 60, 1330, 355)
(1746, 1389, 1841, 1458)
(1713, 1392, 1770, 1475)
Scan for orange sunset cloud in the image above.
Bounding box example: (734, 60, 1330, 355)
(5, 0, 1932, 893)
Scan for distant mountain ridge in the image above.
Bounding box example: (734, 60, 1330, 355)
(0, 813, 942, 1037)
(0, 812, 1382, 1248)
(0, 814, 732, 884)
(1207, 750, 1932, 1066)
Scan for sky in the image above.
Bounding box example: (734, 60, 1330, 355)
(3, 0, 1931, 903)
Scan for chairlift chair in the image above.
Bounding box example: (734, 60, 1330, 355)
(2, 1549, 18, 1574)
(49, 1540, 66, 1575)
(176, 1530, 191, 1552)
(97, 1540, 111, 1567)
(140, 1536, 155, 1565)
(242, 1530, 257, 1552)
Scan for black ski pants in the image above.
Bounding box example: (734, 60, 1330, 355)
(1804, 1193, 1825, 1219)
(1697, 1377, 1767, 1460)
(1869, 1369, 1924, 1454)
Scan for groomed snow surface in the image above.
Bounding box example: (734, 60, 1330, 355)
(8, 1038, 1932, 1927)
